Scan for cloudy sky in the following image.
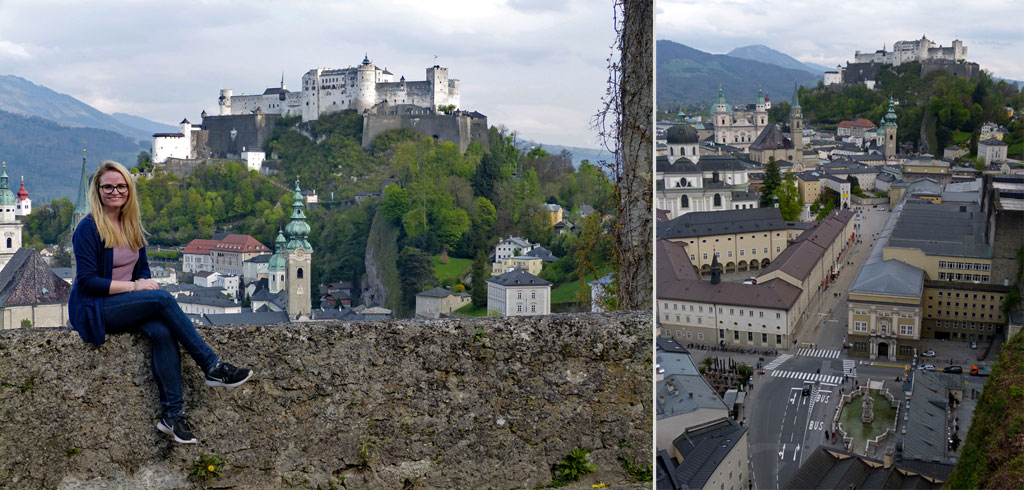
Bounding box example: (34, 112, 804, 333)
(657, 0, 1024, 81)
(0, 0, 619, 149)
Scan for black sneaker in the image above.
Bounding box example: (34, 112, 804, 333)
(205, 361, 253, 388)
(157, 414, 198, 444)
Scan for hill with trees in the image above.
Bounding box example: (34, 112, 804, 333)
(797, 63, 1024, 159)
(25, 110, 617, 315)
(0, 109, 143, 202)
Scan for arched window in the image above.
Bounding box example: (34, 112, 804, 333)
(5, 238, 9, 248)
(297, 268, 304, 279)
(681, 195, 690, 208)
(714, 194, 722, 207)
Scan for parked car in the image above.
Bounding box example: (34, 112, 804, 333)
(919, 364, 935, 371)
(943, 366, 963, 374)
(802, 381, 814, 396)
(970, 341, 978, 349)
(921, 350, 936, 357)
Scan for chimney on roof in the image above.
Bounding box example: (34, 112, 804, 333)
(688, 392, 694, 399)
(883, 447, 894, 468)
(710, 255, 722, 285)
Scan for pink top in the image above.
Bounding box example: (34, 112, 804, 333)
(112, 247, 138, 282)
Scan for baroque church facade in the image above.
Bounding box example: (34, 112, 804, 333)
(712, 87, 769, 150)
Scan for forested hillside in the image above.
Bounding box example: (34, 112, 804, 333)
(798, 63, 1024, 158)
(25, 111, 617, 312)
(0, 110, 143, 202)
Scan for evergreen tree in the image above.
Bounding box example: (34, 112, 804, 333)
(776, 173, 802, 221)
(471, 250, 490, 308)
(396, 246, 435, 311)
(759, 157, 781, 208)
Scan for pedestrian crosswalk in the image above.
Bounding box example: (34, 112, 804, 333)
(797, 348, 842, 359)
(762, 354, 793, 371)
(771, 370, 843, 385)
(843, 359, 857, 378)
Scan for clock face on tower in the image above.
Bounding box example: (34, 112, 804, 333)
(296, 249, 304, 257)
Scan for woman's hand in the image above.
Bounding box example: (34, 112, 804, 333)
(134, 279, 160, 291)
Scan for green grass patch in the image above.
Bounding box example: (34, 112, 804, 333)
(453, 303, 488, 317)
(551, 267, 612, 304)
(432, 255, 472, 283)
(952, 131, 971, 145)
(1008, 141, 1023, 157)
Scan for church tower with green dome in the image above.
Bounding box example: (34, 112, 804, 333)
(268, 229, 287, 294)
(284, 180, 312, 319)
(881, 96, 899, 159)
(0, 162, 23, 271)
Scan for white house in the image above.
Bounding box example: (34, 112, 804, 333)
(494, 236, 535, 262)
(486, 269, 552, 316)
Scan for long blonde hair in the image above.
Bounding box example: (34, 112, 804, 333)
(88, 161, 147, 250)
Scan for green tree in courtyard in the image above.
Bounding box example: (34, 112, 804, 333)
(759, 157, 781, 208)
(776, 173, 802, 221)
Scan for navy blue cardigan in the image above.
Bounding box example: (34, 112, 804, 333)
(68, 214, 151, 345)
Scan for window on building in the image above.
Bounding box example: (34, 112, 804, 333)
(899, 345, 912, 355)
(734, 331, 739, 340)
(720, 329, 724, 339)
(747, 332, 753, 341)
(776, 246, 781, 253)
(762, 333, 767, 343)
(776, 334, 782, 344)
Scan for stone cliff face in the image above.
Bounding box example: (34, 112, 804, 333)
(0, 312, 651, 489)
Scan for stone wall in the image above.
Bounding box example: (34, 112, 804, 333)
(0, 312, 651, 489)
(361, 113, 488, 153)
(201, 113, 282, 158)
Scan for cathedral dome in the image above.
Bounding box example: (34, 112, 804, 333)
(666, 124, 699, 144)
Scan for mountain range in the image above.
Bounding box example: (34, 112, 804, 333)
(0, 75, 182, 203)
(0, 75, 175, 143)
(656, 40, 821, 111)
(727, 45, 832, 75)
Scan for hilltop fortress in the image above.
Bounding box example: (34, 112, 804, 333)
(153, 56, 486, 165)
(218, 55, 461, 120)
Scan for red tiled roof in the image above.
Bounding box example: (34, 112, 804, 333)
(183, 235, 271, 255)
(838, 118, 877, 129)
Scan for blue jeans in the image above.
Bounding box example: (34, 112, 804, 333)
(103, 289, 220, 418)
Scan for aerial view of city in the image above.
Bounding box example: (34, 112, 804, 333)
(655, 1, 1023, 489)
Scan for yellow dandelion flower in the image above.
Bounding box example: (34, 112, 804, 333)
(208, 465, 216, 472)
(592, 484, 606, 489)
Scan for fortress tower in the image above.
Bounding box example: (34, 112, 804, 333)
(218, 89, 233, 116)
(354, 55, 377, 112)
(284, 180, 312, 320)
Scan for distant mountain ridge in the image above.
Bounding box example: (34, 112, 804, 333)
(0, 75, 173, 143)
(0, 109, 141, 203)
(656, 40, 820, 111)
(727, 44, 831, 75)
(516, 139, 611, 168)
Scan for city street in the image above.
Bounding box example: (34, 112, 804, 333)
(686, 204, 1001, 489)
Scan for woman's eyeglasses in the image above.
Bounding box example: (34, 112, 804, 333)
(99, 184, 129, 194)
